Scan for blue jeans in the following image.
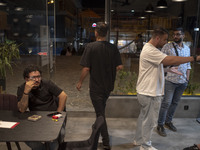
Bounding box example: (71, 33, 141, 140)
(158, 80, 188, 125)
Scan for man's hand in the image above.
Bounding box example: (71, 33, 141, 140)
(197, 55, 200, 61)
(116, 65, 123, 71)
(168, 67, 183, 75)
(76, 82, 82, 91)
(24, 80, 35, 94)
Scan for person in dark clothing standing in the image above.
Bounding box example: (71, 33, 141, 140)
(76, 22, 123, 150)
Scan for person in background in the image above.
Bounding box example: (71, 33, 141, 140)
(76, 22, 123, 150)
(135, 34, 144, 54)
(66, 47, 72, 56)
(133, 27, 200, 150)
(60, 46, 67, 55)
(17, 64, 67, 150)
(157, 27, 191, 137)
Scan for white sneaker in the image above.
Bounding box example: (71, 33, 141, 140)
(140, 146, 158, 150)
(149, 146, 158, 150)
(133, 140, 140, 146)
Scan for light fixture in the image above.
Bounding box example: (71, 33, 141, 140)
(157, 0, 168, 8)
(145, 3, 154, 13)
(138, 16, 146, 19)
(138, 12, 146, 19)
(15, 7, 23, 11)
(48, 0, 54, 4)
(172, 0, 187, 2)
(26, 33, 33, 37)
(13, 18, 19, 23)
(26, 19, 31, 23)
(0, 2, 6, 6)
(13, 33, 19, 36)
(194, 28, 199, 32)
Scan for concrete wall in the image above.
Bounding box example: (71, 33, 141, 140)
(105, 96, 200, 118)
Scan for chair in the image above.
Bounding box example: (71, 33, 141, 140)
(0, 94, 21, 150)
(58, 116, 104, 150)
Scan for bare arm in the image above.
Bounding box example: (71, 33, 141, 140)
(57, 91, 67, 112)
(18, 80, 35, 113)
(162, 56, 194, 66)
(17, 94, 29, 113)
(76, 67, 90, 91)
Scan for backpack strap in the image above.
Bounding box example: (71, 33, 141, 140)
(172, 42, 179, 56)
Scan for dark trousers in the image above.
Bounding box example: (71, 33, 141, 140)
(90, 91, 110, 146)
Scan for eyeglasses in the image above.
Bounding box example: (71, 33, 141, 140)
(29, 75, 41, 80)
(173, 33, 182, 37)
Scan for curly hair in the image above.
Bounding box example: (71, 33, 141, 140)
(23, 65, 42, 79)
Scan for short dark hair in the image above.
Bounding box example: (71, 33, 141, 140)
(23, 65, 42, 79)
(152, 27, 169, 39)
(95, 22, 108, 37)
(173, 27, 184, 34)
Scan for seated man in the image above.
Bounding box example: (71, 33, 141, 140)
(17, 64, 67, 150)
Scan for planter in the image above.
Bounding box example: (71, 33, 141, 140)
(105, 95, 200, 118)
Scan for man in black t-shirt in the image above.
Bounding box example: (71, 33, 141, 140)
(17, 65, 67, 150)
(76, 22, 123, 150)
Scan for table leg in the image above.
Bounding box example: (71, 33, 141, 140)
(6, 142, 12, 150)
(45, 142, 50, 150)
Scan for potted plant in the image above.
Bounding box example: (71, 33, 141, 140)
(0, 39, 20, 93)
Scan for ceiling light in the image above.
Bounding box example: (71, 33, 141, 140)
(145, 3, 154, 13)
(157, 0, 168, 8)
(26, 19, 31, 23)
(194, 28, 199, 31)
(26, 33, 33, 37)
(172, 0, 187, 2)
(13, 18, 19, 23)
(13, 33, 19, 36)
(138, 16, 146, 19)
(0, 2, 6, 6)
(15, 7, 23, 11)
(48, 0, 54, 4)
(26, 15, 33, 18)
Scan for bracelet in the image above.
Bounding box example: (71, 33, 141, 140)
(23, 92, 29, 95)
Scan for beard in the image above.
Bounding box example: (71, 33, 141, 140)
(174, 38, 182, 44)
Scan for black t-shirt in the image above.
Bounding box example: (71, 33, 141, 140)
(80, 41, 122, 93)
(17, 80, 63, 111)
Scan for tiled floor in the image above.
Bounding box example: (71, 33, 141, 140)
(1, 116, 199, 150)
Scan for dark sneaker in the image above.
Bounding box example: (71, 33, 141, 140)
(157, 125, 167, 137)
(103, 145, 111, 150)
(183, 144, 200, 150)
(165, 122, 177, 132)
